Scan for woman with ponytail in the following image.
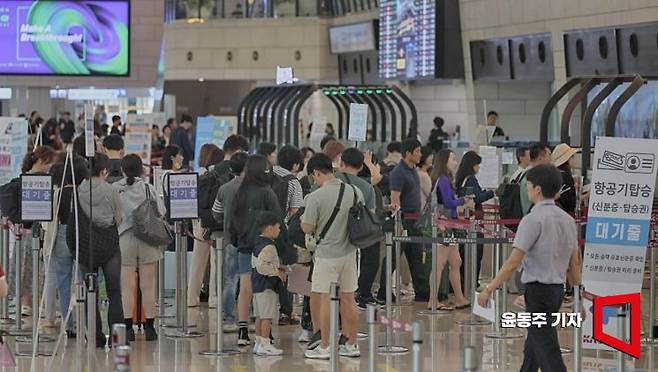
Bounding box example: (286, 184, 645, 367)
(113, 154, 166, 342)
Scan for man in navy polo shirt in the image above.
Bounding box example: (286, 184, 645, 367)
(376, 138, 430, 303)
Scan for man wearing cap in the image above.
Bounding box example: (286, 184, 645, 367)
(551, 143, 578, 216)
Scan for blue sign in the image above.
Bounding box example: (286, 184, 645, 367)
(193, 116, 235, 170)
(585, 217, 650, 247)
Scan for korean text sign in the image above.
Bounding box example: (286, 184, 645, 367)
(581, 137, 658, 355)
(167, 173, 198, 220)
(20, 174, 52, 222)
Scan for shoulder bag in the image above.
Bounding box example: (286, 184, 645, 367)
(133, 183, 173, 248)
(347, 184, 383, 248)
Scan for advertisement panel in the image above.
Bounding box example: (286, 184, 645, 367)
(0, 0, 130, 76)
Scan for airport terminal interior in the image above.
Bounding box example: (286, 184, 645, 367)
(1, 0, 658, 371)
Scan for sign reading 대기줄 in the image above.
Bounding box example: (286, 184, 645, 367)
(581, 137, 658, 350)
(167, 172, 198, 220)
(20, 174, 52, 222)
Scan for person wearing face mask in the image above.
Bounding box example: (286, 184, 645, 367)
(9, 146, 57, 317)
(73, 152, 124, 348)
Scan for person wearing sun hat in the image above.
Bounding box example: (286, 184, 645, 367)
(551, 143, 578, 216)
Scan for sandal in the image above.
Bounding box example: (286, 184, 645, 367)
(427, 304, 454, 311)
(455, 303, 471, 310)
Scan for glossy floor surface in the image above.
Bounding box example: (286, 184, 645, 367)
(2, 292, 658, 372)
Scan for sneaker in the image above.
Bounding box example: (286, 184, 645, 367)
(375, 294, 396, 305)
(305, 345, 330, 360)
(223, 323, 238, 333)
(238, 328, 251, 346)
(356, 298, 371, 311)
(306, 331, 322, 350)
(298, 329, 313, 343)
(21, 305, 32, 317)
(339, 343, 360, 358)
(96, 334, 107, 348)
(257, 343, 283, 356)
(253, 340, 262, 355)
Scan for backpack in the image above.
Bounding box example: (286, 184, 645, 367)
(498, 173, 525, 232)
(270, 172, 296, 216)
(378, 161, 396, 199)
(198, 168, 232, 231)
(286, 207, 306, 248)
(0, 178, 21, 224)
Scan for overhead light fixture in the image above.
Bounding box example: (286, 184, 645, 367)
(198, 78, 205, 82)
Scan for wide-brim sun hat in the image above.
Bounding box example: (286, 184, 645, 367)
(551, 143, 578, 167)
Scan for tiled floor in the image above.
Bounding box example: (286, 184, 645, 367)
(3, 294, 658, 372)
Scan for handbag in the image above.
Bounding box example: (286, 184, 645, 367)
(347, 184, 383, 248)
(132, 183, 173, 248)
(67, 201, 120, 269)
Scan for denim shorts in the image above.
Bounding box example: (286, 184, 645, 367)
(238, 252, 252, 275)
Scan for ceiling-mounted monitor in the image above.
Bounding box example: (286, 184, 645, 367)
(329, 21, 377, 55)
(0, 0, 130, 76)
(379, 0, 436, 79)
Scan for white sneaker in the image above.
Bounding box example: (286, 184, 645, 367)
(305, 345, 330, 360)
(257, 343, 283, 356)
(298, 329, 313, 343)
(339, 343, 360, 358)
(253, 342, 262, 355)
(223, 323, 238, 333)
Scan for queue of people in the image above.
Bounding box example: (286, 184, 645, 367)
(0, 115, 585, 371)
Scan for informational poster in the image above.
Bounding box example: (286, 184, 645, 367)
(193, 116, 236, 170)
(276, 66, 294, 85)
(477, 146, 500, 189)
(10, 118, 27, 179)
(0, 117, 24, 185)
(20, 174, 52, 222)
(125, 114, 153, 166)
(167, 172, 198, 220)
(581, 137, 658, 350)
(348, 103, 368, 142)
(84, 104, 95, 157)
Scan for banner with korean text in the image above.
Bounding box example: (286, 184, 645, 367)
(0, 117, 28, 185)
(125, 114, 153, 167)
(582, 137, 658, 350)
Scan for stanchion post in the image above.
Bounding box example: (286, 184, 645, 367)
(329, 282, 340, 372)
(411, 321, 422, 372)
(378, 233, 408, 354)
(463, 345, 478, 371)
(394, 212, 402, 304)
(573, 285, 582, 372)
(86, 272, 98, 356)
(76, 282, 85, 372)
(165, 221, 203, 339)
(456, 221, 488, 326)
(200, 237, 239, 356)
(114, 345, 131, 372)
(367, 304, 377, 372)
(8, 225, 30, 336)
(617, 305, 627, 372)
(0, 217, 10, 324)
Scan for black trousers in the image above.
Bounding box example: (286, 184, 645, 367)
(377, 219, 430, 300)
(279, 286, 293, 317)
(356, 241, 381, 301)
(520, 283, 566, 372)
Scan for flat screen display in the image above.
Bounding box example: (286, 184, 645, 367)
(379, 0, 436, 79)
(329, 21, 376, 54)
(0, 0, 130, 76)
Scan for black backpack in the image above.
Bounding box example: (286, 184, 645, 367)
(198, 168, 232, 231)
(378, 161, 396, 199)
(498, 173, 525, 232)
(0, 178, 21, 224)
(286, 207, 306, 248)
(270, 173, 296, 216)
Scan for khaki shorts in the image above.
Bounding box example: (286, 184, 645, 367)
(252, 290, 278, 320)
(311, 250, 358, 294)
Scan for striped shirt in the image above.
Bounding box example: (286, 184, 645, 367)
(272, 165, 304, 213)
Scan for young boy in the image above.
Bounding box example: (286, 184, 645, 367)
(251, 211, 286, 356)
